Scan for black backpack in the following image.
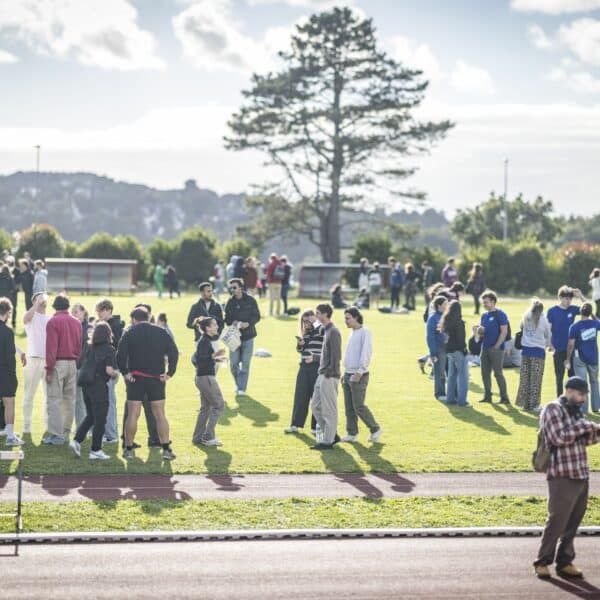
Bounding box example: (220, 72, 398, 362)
(493, 310, 512, 342)
(77, 348, 98, 387)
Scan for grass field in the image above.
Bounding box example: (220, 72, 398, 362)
(2, 292, 600, 475)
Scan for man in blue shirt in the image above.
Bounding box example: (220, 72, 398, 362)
(479, 290, 510, 404)
(566, 302, 600, 414)
(547, 286, 586, 397)
(427, 296, 448, 400)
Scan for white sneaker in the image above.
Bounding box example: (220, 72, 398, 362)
(437, 396, 447, 402)
(368, 428, 383, 443)
(70, 439, 81, 457)
(237, 390, 247, 396)
(5, 435, 24, 446)
(284, 426, 299, 434)
(0, 429, 6, 437)
(340, 435, 358, 443)
(201, 439, 223, 446)
(89, 449, 110, 460)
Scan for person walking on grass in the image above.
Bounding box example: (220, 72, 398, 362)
(441, 257, 458, 288)
(280, 256, 292, 315)
(388, 257, 404, 312)
(44, 294, 82, 445)
(566, 302, 600, 414)
(266, 253, 284, 316)
(70, 321, 118, 461)
(285, 309, 322, 434)
(403, 262, 418, 311)
(224, 278, 261, 395)
(0, 297, 25, 446)
(534, 376, 600, 580)
(439, 300, 471, 407)
(192, 317, 226, 447)
(547, 286, 586, 398)
(19, 259, 34, 311)
(516, 299, 551, 413)
(310, 303, 341, 450)
(465, 262, 486, 315)
(340, 307, 382, 444)
(479, 290, 511, 405)
(117, 306, 179, 460)
(427, 295, 448, 401)
(153, 261, 164, 298)
(589, 268, 600, 318)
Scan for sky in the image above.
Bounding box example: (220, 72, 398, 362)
(0, 0, 599, 217)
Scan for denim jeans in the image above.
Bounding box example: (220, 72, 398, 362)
(433, 350, 446, 398)
(573, 355, 600, 414)
(230, 338, 254, 393)
(446, 351, 469, 406)
(104, 373, 119, 440)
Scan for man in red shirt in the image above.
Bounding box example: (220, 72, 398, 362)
(266, 253, 284, 317)
(43, 294, 82, 445)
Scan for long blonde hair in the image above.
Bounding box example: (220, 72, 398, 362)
(524, 298, 544, 330)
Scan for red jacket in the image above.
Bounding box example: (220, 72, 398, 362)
(267, 259, 283, 283)
(45, 311, 82, 373)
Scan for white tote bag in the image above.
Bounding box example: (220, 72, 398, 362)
(220, 325, 242, 352)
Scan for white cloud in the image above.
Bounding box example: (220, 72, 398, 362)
(0, 0, 164, 70)
(527, 24, 554, 49)
(512, 0, 600, 14)
(246, 0, 351, 7)
(0, 48, 17, 63)
(549, 68, 600, 91)
(450, 60, 495, 95)
(389, 35, 443, 82)
(558, 18, 600, 65)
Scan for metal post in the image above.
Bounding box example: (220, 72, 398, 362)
(503, 158, 509, 242)
(16, 456, 23, 532)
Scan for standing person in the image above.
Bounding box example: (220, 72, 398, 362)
(153, 261, 164, 298)
(479, 290, 511, 405)
(466, 262, 486, 315)
(403, 263, 418, 311)
(43, 294, 82, 445)
(22, 292, 51, 434)
(367, 262, 382, 309)
(421, 261, 434, 296)
(0, 265, 15, 307)
(566, 302, 600, 414)
(95, 298, 124, 443)
(186, 282, 224, 343)
(256, 261, 266, 299)
(224, 278, 261, 395)
(0, 297, 24, 446)
(280, 256, 292, 315)
(192, 317, 226, 446)
(357, 258, 369, 293)
(117, 306, 179, 460)
(70, 322, 118, 460)
(266, 253, 284, 316)
(165, 264, 180, 299)
(6, 257, 20, 329)
(516, 299, 551, 413)
(439, 300, 470, 407)
(157, 313, 175, 340)
(388, 257, 404, 312)
(244, 257, 258, 296)
(589, 268, 600, 318)
(427, 296, 448, 401)
(340, 307, 382, 443)
(547, 286, 585, 398)
(71, 303, 91, 430)
(441, 257, 458, 288)
(533, 376, 600, 580)
(19, 259, 34, 311)
(213, 260, 225, 299)
(285, 310, 322, 434)
(310, 303, 341, 450)
(32, 260, 47, 295)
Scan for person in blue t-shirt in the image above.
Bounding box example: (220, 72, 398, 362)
(479, 290, 510, 404)
(566, 302, 600, 413)
(426, 295, 448, 400)
(388, 257, 404, 311)
(547, 285, 586, 397)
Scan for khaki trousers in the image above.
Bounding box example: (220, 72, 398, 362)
(46, 360, 77, 437)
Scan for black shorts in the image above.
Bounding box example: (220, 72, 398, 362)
(126, 377, 165, 402)
(0, 372, 17, 397)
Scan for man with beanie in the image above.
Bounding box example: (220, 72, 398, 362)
(534, 376, 600, 579)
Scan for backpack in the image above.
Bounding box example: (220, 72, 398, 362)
(493, 310, 512, 342)
(532, 427, 551, 473)
(273, 262, 285, 280)
(77, 348, 98, 387)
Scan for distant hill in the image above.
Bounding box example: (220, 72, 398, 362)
(0, 171, 457, 260)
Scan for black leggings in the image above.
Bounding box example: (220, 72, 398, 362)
(391, 286, 401, 309)
(291, 362, 318, 429)
(552, 350, 574, 398)
(473, 294, 481, 315)
(75, 380, 109, 452)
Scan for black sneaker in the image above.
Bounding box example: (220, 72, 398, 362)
(162, 448, 176, 460)
(479, 398, 492, 403)
(499, 398, 511, 405)
(332, 434, 341, 445)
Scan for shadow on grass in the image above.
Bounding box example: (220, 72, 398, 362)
(491, 403, 538, 428)
(196, 445, 243, 491)
(220, 400, 239, 426)
(468, 380, 485, 395)
(236, 394, 279, 428)
(353, 443, 416, 493)
(445, 404, 511, 436)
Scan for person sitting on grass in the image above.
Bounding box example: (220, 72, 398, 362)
(330, 284, 348, 309)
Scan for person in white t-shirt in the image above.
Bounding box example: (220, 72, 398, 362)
(22, 292, 51, 433)
(589, 268, 600, 318)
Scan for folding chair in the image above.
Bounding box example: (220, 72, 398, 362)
(0, 450, 24, 531)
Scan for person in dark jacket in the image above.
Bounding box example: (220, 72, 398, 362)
(280, 256, 292, 315)
(186, 282, 224, 342)
(166, 264, 181, 298)
(117, 306, 179, 461)
(439, 300, 471, 407)
(19, 259, 34, 310)
(466, 262, 486, 315)
(192, 317, 226, 446)
(0, 266, 15, 307)
(6, 257, 20, 329)
(224, 278, 261, 395)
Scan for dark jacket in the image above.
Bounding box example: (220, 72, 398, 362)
(117, 322, 179, 377)
(445, 319, 467, 354)
(0, 271, 15, 299)
(225, 292, 261, 341)
(107, 315, 125, 349)
(187, 299, 224, 341)
(195, 335, 216, 377)
(0, 320, 16, 377)
(20, 269, 34, 296)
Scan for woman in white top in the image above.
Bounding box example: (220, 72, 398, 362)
(516, 298, 551, 413)
(589, 268, 600, 318)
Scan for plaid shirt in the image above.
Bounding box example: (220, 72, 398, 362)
(541, 398, 599, 480)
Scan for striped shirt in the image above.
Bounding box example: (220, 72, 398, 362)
(297, 325, 324, 365)
(541, 398, 599, 480)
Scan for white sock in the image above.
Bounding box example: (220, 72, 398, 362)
(5, 424, 14, 437)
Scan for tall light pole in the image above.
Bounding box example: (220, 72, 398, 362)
(33, 145, 41, 258)
(503, 158, 509, 242)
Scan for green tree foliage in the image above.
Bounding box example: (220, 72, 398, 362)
(512, 243, 546, 294)
(0, 228, 11, 254)
(350, 233, 393, 265)
(172, 227, 218, 286)
(451, 193, 564, 248)
(147, 238, 175, 266)
(559, 242, 600, 292)
(219, 237, 257, 262)
(18, 224, 65, 259)
(226, 7, 452, 262)
(78, 233, 128, 259)
(559, 214, 600, 246)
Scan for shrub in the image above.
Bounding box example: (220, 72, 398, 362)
(219, 237, 256, 263)
(560, 242, 600, 292)
(0, 228, 11, 254)
(172, 227, 218, 286)
(511, 243, 546, 294)
(18, 224, 65, 259)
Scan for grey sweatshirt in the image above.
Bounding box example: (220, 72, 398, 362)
(319, 322, 341, 378)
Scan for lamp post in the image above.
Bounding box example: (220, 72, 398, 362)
(33, 145, 41, 258)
